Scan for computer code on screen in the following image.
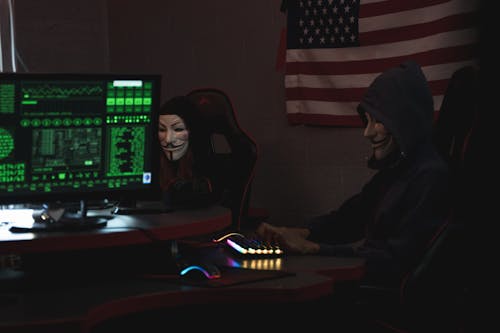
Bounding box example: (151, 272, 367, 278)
(0, 73, 160, 204)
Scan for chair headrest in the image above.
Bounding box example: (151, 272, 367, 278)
(188, 90, 240, 136)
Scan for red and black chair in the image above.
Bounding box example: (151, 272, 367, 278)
(187, 88, 266, 231)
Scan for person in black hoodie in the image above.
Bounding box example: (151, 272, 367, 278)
(256, 60, 450, 287)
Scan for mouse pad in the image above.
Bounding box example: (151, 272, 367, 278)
(174, 267, 295, 288)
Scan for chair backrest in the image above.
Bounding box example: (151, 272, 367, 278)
(187, 88, 257, 230)
(433, 65, 480, 186)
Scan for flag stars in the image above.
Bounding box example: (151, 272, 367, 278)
(294, 0, 359, 48)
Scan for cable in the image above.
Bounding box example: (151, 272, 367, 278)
(213, 232, 245, 243)
(15, 48, 29, 72)
(0, 0, 17, 72)
(7, 0, 16, 72)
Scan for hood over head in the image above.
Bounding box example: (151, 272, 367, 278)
(160, 95, 202, 134)
(358, 60, 434, 160)
(159, 95, 210, 161)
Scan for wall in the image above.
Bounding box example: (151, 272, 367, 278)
(13, 0, 109, 73)
(13, 0, 374, 227)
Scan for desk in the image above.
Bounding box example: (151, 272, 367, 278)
(0, 205, 232, 254)
(0, 207, 365, 332)
(0, 269, 338, 332)
(0, 248, 364, 332)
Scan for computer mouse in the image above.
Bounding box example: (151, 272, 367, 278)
(179, 262, 222, 280)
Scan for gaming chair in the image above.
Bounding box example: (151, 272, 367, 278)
(186, 88, 259, 230)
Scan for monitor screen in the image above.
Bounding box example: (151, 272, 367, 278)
(0, 72, 162, 209)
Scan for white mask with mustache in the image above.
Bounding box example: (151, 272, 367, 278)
(363, 112, 397, 161)
(158, 114, 189, 161)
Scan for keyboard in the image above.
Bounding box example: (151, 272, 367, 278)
(214, 232, 284, 256)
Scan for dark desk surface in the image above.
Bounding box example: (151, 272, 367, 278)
(0, 241, 365, 332)
(0, 205, 232, 254)
(1, 269, 337, 332)
(0, 207, 365, 332)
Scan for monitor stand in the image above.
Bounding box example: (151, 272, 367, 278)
(9, 200, 109, 233)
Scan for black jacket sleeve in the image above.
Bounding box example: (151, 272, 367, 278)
(306, 161, 450, 287)
(307, 171, 387, 244)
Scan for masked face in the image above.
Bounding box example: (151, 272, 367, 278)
(158, 114, 189, 161)
(363, 112, 397, 161)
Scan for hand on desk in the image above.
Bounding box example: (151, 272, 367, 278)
(256, 222, 320, 255)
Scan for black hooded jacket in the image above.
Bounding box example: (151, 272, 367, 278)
(306, 61, 451, 287)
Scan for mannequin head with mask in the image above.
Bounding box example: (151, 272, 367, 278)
(158, 95, 210, 190)
(159, 95, 206, 161)
(159, 110, 190, 162)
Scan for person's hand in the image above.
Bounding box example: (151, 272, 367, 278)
(256, 222, 320, 254)
(255, 222, 281, 244)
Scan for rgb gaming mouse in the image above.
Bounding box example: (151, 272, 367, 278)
(179, 263, 222, 280)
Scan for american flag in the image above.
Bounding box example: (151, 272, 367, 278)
(283, 0, 480, 126)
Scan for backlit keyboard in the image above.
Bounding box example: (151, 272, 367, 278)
(214, 232, 284, 256)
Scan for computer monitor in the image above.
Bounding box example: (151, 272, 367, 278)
(0, 72, 162, 227)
